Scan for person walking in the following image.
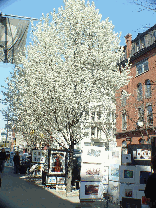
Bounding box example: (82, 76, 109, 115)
(0, 148, 7, 173)
(13, 151, 20, 174)
(145, 155, 156, 208)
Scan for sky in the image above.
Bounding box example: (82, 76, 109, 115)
(0, 0, 156, 128)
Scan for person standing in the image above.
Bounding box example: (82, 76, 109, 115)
(0, 148, 7, 173)
(13, 151, 20, 174)
(145, 155, 156, 208)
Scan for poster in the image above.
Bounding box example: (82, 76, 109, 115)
(109, 147, 121, 164)
(46, 176, 56, 184)
(135, 165, 151, 185)
(49, 151, 66, 174)
(119, 184, 138, 201)
(81, 163, 103, 181)
(108, 181, 119, 203)
(32, 150, 46, 163)
(136, 149, 151, 160)
(119, 165, 136, 183)
(80, 181, 103, 199)
(109, 164, 120, 181)
(82, 146, 105, 163)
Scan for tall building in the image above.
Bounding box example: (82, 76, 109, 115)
(116, 24, 156, 148)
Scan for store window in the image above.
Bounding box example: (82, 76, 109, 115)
(145, 79, 151, 98)
(137, 83, 143, 101)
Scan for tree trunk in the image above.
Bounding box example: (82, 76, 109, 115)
(66, 141, 74, 195)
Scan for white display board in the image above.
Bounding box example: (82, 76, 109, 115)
(80, 181, 104, 199)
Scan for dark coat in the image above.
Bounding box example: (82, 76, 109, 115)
(0, 151, 6, 161)
(145, 172, 156, 207)
(13, 155, 20, 165)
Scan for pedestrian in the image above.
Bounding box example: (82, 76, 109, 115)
(13, 151, 20, 174)
(0, 148, 7, 173)
(144, 155, 156, 208)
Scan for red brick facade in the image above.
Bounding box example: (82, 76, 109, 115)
(116, 25, 156, 147)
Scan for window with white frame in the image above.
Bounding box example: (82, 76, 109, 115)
(122, 112, 127, 130)
(145, 79, 151, 98)
(121, 91, 127, 107)
(136, 60, 149, 76)
(137, 83, 143, 101)
(146, 104, 153, 126)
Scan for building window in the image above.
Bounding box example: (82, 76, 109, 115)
(121, 91, 127, 107)
(137, 83, 143, 101)
(138, 106, 144, 122)
(122, 112, 127, 130)
(140, 37, 145, 49)
(91, 126, 95, 137)
(136, 60, 149, 76)
(146, 105, 153, 126)
(91, 112, 95, 121)
(145, 79, 151, 98)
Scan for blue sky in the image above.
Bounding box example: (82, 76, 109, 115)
(0, 0, 156, 128)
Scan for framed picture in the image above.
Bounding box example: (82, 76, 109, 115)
(109, 142, 117, 151)
(137, 149, 151, 160)
(135, 165, 151, 189)
(108, 181, 119, 203)
(109, 164, 120, 181)
(81, 163, 103, 181)
(57, 177, 65, 185)
(49, 151, 66, 174)
(38, 152, 41, 156)
(46, 176, 56, 184)
(32, 150, 46, 163)
(122, 154, 131, 164)
(119, 165, 136, 183)
(82, 146, 105, 163)
(119, 184, 138, 201)
(109, 147, 121, 164)
(103, 184, 108, 193)
(80, 182, 103, 199)
(102, 175, 108, 184)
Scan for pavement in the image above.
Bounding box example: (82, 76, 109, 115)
(0, 166, 120, 208)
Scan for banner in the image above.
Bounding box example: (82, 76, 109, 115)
(0, 17, 29, 63)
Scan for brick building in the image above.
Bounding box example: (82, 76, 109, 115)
(116, 24, 156, 149)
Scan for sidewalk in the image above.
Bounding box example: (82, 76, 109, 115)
(0, 166, 120, 208)
(0, 166, 78, 208)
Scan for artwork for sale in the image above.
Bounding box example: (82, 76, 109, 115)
(109, 147, 121, 164)
(32, 150, 46, 163)
(136, 149, 151, 160)
(82, 146, 104, 163)
(102, 175, 108, 184)
(119, 166, 136, 183)
(80, 182, 103, 199)
(57, 177, 65, 185)
(122, 154, 131, 163)
(119, 184, 138, 201)
(49, 151, 66, 174)
(108, 181, 119, 203)
(81, 163, 103, 181)
(135, 166, 151, 185)
(47, 176, 56, 184)
(109, 141, 117, 151)
(109, 164, 119, 181)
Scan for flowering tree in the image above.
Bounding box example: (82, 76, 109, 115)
(2, 0, 131, 193)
